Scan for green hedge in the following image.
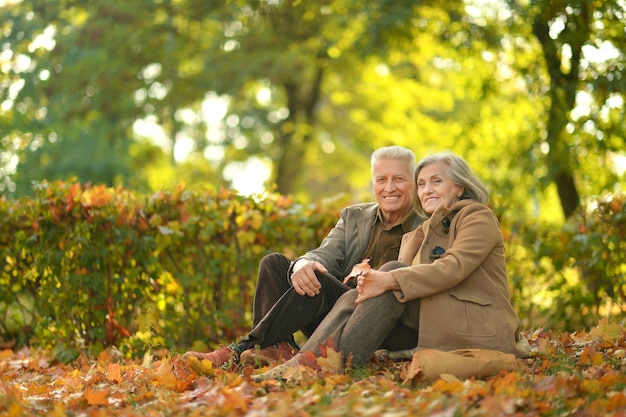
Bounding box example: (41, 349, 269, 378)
(0, 181, 347, 359)
(1, 181, 623, 360)
(503, 192, 626, 331)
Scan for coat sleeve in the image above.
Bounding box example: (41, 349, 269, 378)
(390, 205, 502, 302)
(292, 204, 373, 279)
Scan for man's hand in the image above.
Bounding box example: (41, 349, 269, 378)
(291, 259, 327, 296)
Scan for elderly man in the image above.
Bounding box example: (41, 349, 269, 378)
(183, 145, 421, 368)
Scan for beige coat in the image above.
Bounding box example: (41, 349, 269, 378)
(391, 200, 529, 358)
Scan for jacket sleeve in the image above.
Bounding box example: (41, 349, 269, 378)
(390, 205, 502, 302)
(289, 205, 367, 280)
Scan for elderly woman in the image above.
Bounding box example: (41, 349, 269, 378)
(254, 152, 529, 380)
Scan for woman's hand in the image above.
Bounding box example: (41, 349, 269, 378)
(355, 269, 398, 303)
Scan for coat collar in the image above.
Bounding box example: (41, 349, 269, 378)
(425, 199, 476, 235)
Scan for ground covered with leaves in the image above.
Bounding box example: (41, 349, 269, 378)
(2, 320, 626, 416)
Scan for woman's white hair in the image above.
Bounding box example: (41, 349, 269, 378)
(414, 152, 489, 218)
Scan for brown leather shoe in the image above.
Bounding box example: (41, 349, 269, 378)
(183, 346, 238, 368)
(240, 342, 299, 367)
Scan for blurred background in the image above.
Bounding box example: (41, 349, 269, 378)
(1, 0, 623, 217)
(1, 0, 625, 354)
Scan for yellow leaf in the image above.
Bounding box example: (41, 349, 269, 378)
(590, 319, 623, 342)
(8, 402, 23, 417)
(187, 355, 215, 376)
(316, 347, 343, 374)
(282, 366, 318, 385)
(439, 373, 462, 383)
(0, 349, 13, 359)
(51, 404, 67, 417)
(590, 352, 604, 367)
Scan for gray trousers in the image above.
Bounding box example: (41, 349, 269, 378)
(300, 261, 420, 365)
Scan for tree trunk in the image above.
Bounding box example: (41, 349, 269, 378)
(531, 3, 591, 218)
(274, 67, 324, 195)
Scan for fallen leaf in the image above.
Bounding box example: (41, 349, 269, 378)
(282, 365, 318, 385)
(590, 319, 623, 342)
(317, 346, 343, 375)
(187, 355, 215, 376)
(107, 362, 123, 384)
(85, 388, 109, 406)
(297, 351, 321, 371)
(153, 358, 178, 390)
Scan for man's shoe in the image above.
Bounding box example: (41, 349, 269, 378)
(240, 342, 299, 367)
(183, 346, 238, 368)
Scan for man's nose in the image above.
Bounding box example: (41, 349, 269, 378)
(384, 180, 396, 191)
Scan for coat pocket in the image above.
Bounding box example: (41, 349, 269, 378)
(448, 290, 497, 337)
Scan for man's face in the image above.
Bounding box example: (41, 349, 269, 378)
(372, 158, 414, 223)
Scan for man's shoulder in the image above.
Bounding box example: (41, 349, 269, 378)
(341, 202, 378, 214)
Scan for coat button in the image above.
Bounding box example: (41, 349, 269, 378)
(429, 246, 445, 259)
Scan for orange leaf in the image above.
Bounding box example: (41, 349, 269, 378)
(66, 182, 80, 212)
(607, 391, 626, 412)
(98, 349, 111, 364)
(343, 259, 371, 284)
(431, 378, 464, 393)
(7, 402, 24, 417)
(219, 387, 249, 413)
(85, 388, 109, 406)
(90, 185, 112, 207)
(153, 358, 178, 390)
(297, 351, 321, 371)
(107, 362, 123, 384)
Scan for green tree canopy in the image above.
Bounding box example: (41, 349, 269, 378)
(1, 0, 624, 221)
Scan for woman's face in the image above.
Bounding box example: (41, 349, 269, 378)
(416, 161, 464, 214)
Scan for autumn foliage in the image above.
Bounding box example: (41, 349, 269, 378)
(0, 181, 625, 414)
(0, 181, 625, 360)
(0, 180, 344, 356)
(1, 320, 626, 416)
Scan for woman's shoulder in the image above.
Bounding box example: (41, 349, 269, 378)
(453, 200, 495, 217)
